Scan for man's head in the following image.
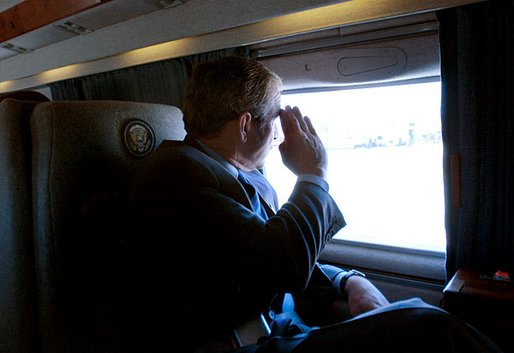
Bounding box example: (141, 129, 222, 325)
(183, 56, 282, 170)
(183, 56, 282, 138)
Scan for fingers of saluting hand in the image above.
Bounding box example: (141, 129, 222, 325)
(291, 106, 310, 133)
(304, 116, 318, 135)
(280, 105, 314, 136)
(278, 105, 328, 178)
(279, 107, 292, 136)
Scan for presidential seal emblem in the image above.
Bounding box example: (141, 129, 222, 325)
(123, 119, 155, 157)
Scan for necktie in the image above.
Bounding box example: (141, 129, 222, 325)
(237, 170, 269, 221)
(237, 171, 304, 335)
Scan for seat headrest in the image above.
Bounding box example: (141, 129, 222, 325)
(0, 91, 50, 103)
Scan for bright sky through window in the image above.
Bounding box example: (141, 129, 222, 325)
(265, 81, 445, 252)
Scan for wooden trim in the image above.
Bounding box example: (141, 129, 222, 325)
(0, 0, 112, 43)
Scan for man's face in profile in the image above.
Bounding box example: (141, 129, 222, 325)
(245, 101, 281, 169)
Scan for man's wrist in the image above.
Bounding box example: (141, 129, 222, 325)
(301, 167, 326, 180)
(297, 174, 329, 192)
(339, 269, 367, 292)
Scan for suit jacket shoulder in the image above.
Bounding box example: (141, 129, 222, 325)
(126, 138, 346, 349)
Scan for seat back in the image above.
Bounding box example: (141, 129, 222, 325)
(0, 90, 49, 102)
(0, 95, 49, 353)
(30, 100, 185, 352)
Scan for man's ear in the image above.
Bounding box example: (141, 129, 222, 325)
(238, 112, 252, 143)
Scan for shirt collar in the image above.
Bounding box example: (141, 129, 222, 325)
(195, 139, 239, 179)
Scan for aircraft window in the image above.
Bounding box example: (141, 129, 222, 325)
(267, 80, 444, 253)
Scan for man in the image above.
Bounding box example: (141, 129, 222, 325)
(127, 56, 501, 352)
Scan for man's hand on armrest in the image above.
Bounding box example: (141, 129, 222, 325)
(344, 276, 390, 317)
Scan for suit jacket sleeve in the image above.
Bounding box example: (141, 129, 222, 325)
(128, 143, 346, 297)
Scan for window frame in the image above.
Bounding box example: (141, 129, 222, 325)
(321, 238, 446, 282)
(275, 78, 446, 262)
(278, 81, 447, 285)
(256, 12, 447, 289)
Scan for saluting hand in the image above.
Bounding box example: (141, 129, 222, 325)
(278, 106, 328, 179)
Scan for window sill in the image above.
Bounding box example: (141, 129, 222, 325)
(320, 239, 446, 306)
(321, 238, 446, 282)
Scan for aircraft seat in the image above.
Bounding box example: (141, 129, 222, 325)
(0, 90, 50, 102)
(0, 94, 50, 353)
(30, 100, 185, 352)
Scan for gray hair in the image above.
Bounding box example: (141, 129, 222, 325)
(183, 56, 282, 138)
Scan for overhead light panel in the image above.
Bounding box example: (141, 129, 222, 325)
(55, 21, 94, 35)
(145, 0, 190, 9)
(0, 42, 32, 54)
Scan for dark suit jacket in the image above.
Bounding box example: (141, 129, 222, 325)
(126, 136, 345, 351)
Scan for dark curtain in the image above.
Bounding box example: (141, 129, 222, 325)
(49, 47, 249, 108)
(438, 0, 514, 279)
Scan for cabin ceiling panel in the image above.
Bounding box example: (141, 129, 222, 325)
(0, 0, 487, 92)
(0, 47, 17, 60)
(0, 0, 175, 52)
(7, 25, 75, 51)
(68, 0, 161, 30)
(0, 0, 23, 12)
(0, 0, 348, 84)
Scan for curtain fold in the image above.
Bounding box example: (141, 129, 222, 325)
(50, 47, 249, 108)
(438, 0, 514, 279)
